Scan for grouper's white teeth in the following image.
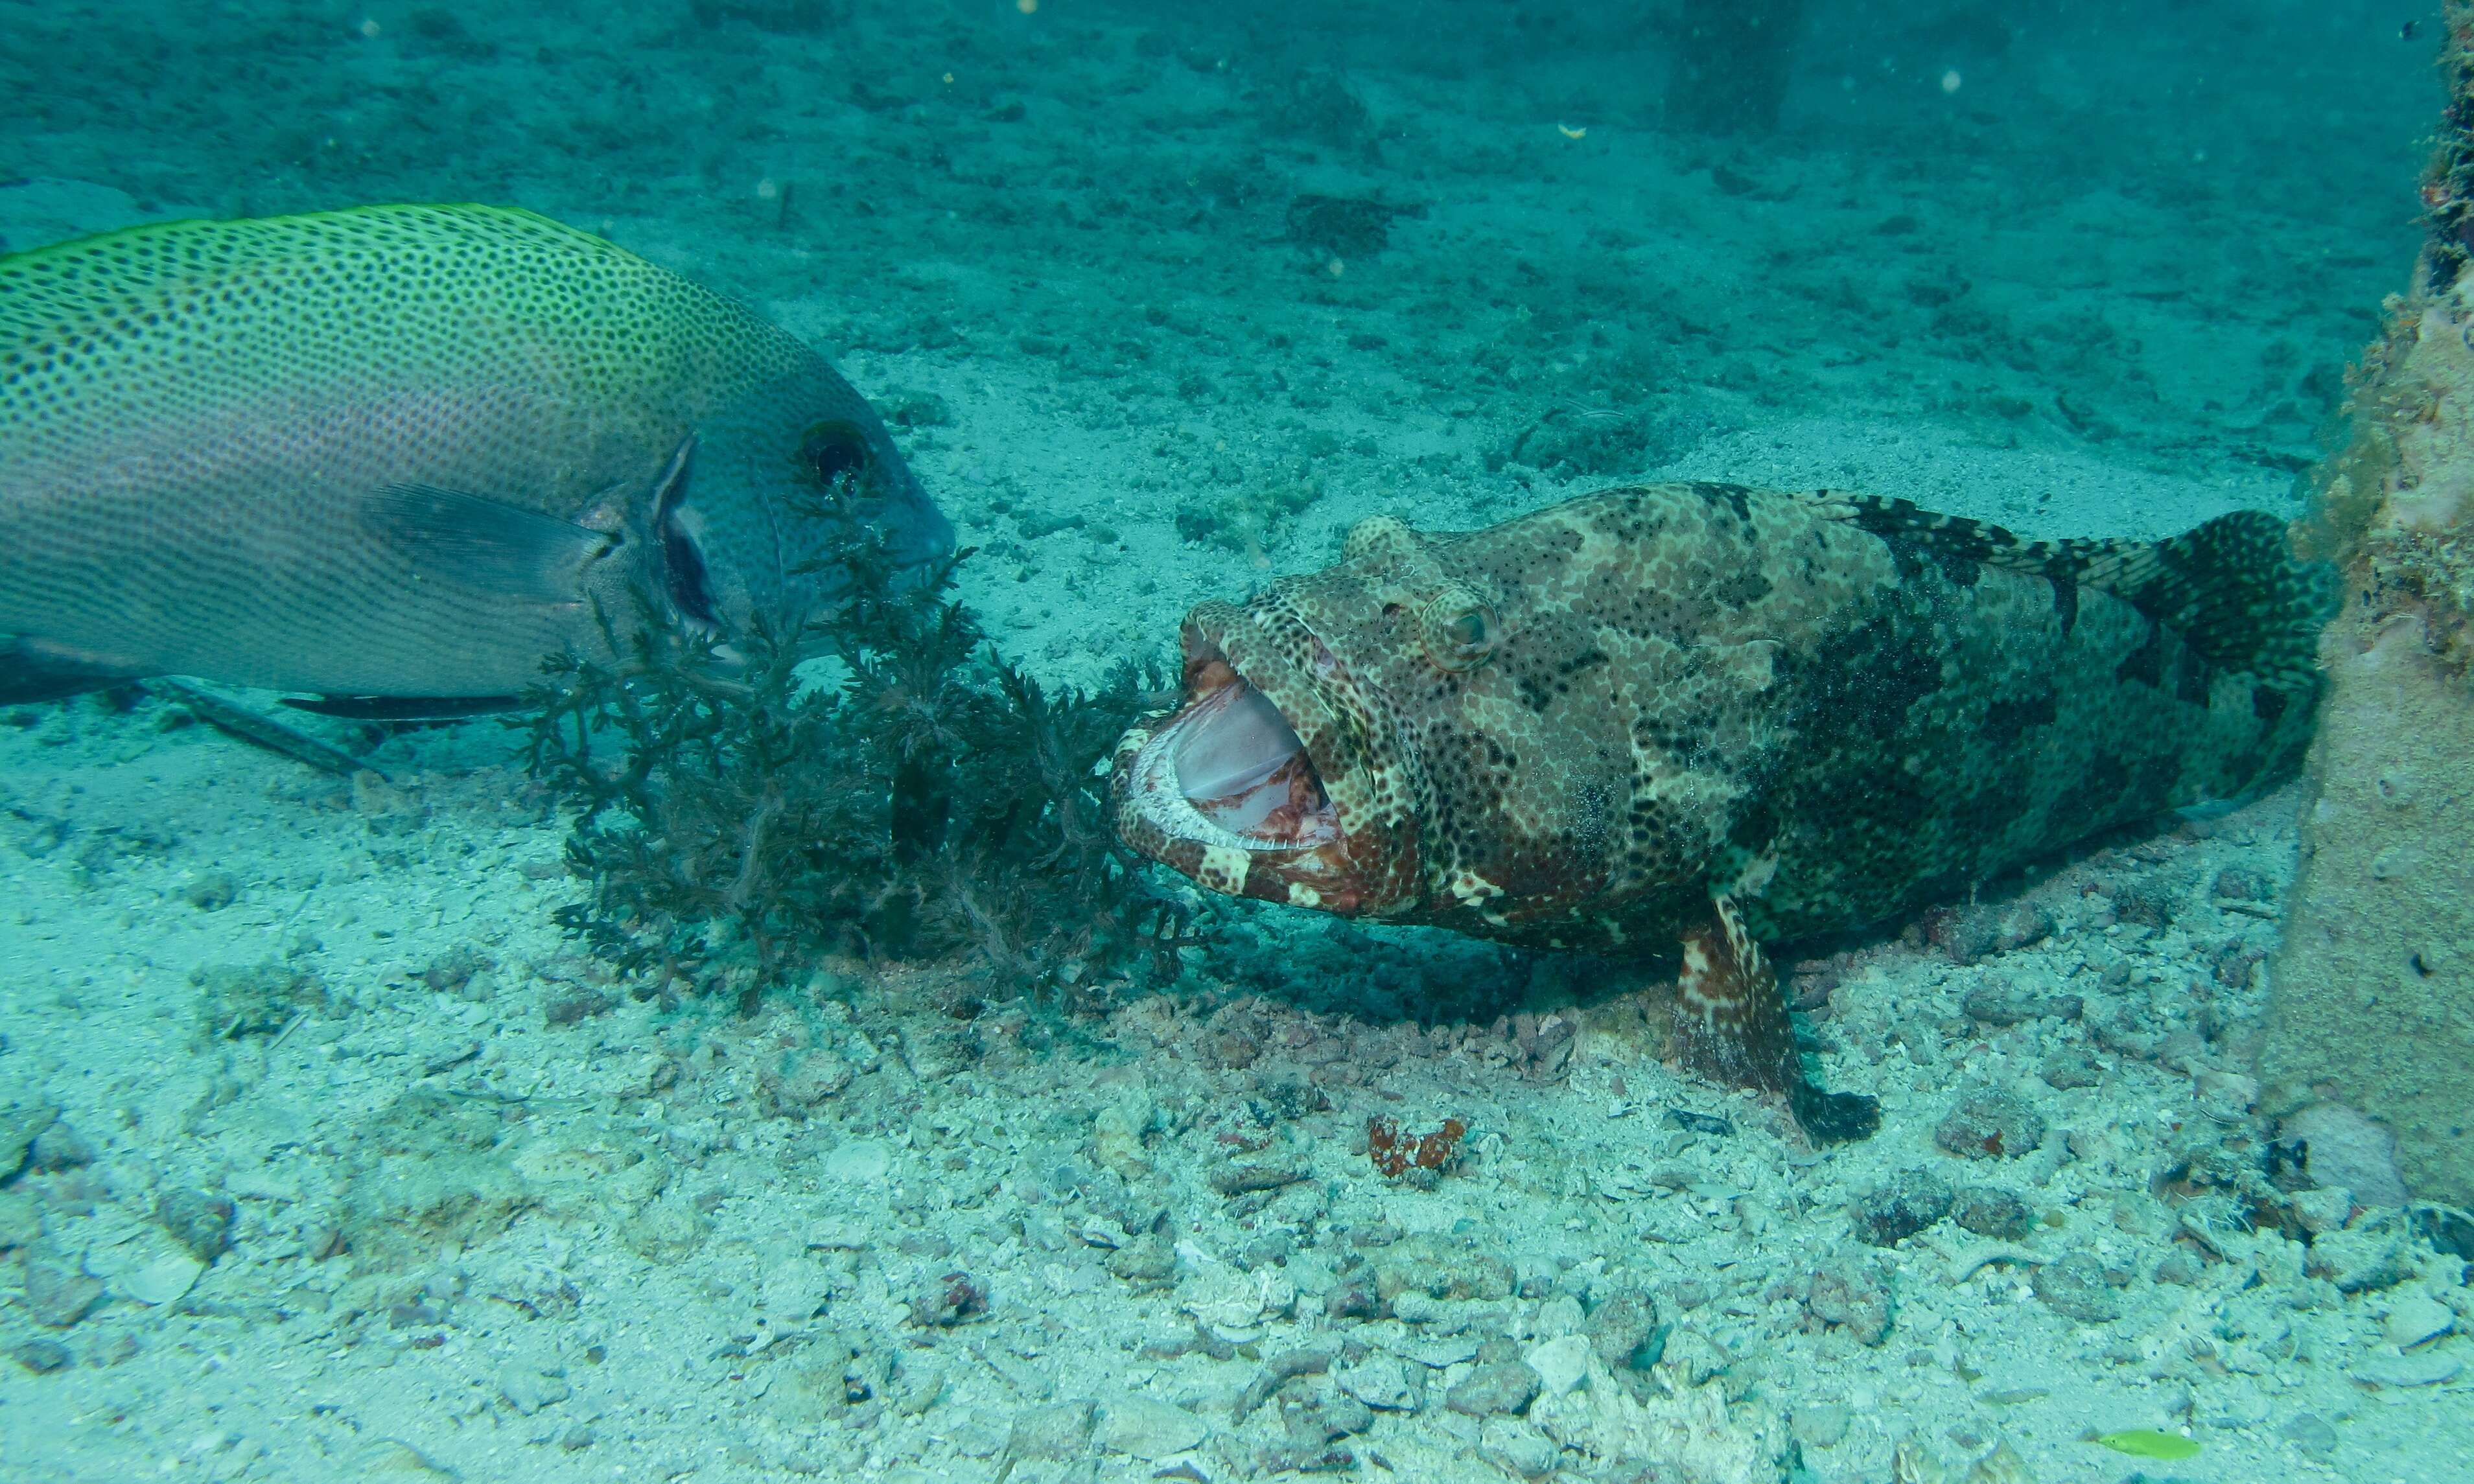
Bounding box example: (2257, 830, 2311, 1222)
(1135, 677, 1338, 851)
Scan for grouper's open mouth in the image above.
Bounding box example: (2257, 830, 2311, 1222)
(1121, 651, 1341, 852)
(1110, 611, 1416, 915)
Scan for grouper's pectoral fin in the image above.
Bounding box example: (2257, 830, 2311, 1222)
(1675, 893, 1880, 1144)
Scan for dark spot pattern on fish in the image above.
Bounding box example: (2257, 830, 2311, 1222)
(2049, 573, 2081, 638)
(1688, 481, 1755, 523)
(1981, 691, 2060, 749)
(2116, 623, 2165, 690)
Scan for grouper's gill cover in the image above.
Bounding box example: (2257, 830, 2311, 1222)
(1113, 483, 2337, 1142)
(0, 203, 953, 704)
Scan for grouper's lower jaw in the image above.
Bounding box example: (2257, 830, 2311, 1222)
(1110, 641, 1391, 914)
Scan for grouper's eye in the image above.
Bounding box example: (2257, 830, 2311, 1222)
(1419, 589, 1499, 671)
(799, 421, 878, 505)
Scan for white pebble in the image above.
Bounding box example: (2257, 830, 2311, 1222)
(1524, 1334, 1591, 1397)
(1337, 1355, 1416, 1410)
(823, 1139, 890, 1183)
(1478, 1419, 1561, 1479)
(1533, 1293, 1585, 1338)
(2350, 1348, 2462, 1389)
(2385, 1292, 2456, 1350)
(496, 1365, 572, 1416)
(1403, 1336, 1481, 1369)
(1098, 1395, 1206, 1460)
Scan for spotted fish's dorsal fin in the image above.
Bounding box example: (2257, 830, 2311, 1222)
(1674, 891, 1880, 1145)
(1800, 491, 2338, 691)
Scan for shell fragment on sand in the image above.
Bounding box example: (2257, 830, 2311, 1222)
(117, 1252, 203, 1306)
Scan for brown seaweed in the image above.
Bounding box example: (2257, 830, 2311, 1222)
(519, 513, 1199, 1009)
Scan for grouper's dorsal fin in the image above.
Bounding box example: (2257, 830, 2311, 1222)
(1801, 491, 2337, 691)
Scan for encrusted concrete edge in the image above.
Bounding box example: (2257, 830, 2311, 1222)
(2264, 0, 2474, 1207)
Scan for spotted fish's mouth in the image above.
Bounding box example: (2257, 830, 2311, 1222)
(1123, 653, 1340, 852)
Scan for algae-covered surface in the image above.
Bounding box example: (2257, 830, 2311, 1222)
(3, 3, 2471, 1481)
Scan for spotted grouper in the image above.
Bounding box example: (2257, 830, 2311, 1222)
(0, 203, 952, 711)
(1111, 483, 2335, 1141)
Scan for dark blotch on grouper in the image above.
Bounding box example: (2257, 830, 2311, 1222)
(1112, 483, 2337, 1141)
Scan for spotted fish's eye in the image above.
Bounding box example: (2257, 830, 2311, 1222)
(799, 421, 876, 504)
(1419, 588, 1499, 672)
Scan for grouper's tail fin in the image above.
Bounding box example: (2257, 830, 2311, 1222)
(2062, 511, 2339, 691)
(1806, 493, 2340, 691)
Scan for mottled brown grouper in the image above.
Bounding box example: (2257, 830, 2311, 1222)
(1112, 483, 2335, 1141)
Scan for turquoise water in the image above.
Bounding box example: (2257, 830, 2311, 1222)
(1, 3, 2466, 1481)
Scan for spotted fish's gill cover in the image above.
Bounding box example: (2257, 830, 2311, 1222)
(1113, 481, 2338, 1140)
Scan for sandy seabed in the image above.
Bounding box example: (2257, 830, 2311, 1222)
(2, 2, 2468, 1480)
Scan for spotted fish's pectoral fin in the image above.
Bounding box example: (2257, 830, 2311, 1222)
(361, 482, 622, 605)
(0, 636, 146, 703)
(1675, 892, 1880, 1144)
(1802, 492, 2338, 691)
(279, 693, 524, 721)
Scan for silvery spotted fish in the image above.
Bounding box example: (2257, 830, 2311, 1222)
(0, 203, 952, 713)
(1112, 483, 2335, 1141)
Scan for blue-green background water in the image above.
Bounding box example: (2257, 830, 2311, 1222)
(1, 3, 2464, 1481)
